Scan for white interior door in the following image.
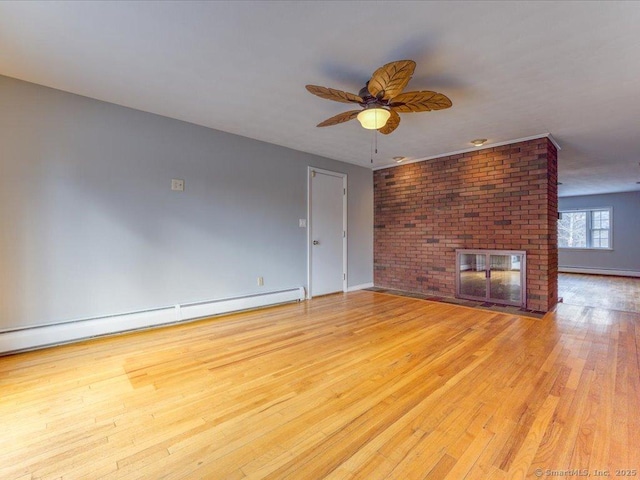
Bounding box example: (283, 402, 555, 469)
(309, 168, 346, 297)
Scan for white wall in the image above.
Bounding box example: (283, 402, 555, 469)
(0, 75, 373, 331)
(558, 191, 640, 275)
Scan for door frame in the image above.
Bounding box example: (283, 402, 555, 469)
(307, 166, 347, 299)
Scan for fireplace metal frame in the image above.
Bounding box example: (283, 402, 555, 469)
(455, 249, 527, 308)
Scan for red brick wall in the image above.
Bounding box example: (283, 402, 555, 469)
(373, 137, 558, 312)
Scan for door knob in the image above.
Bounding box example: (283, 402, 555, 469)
(313, 240, 319, 245)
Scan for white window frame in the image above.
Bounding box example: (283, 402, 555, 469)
(558, 206, 613, 250)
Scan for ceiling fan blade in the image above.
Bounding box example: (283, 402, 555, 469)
(305, 85, 363, 104)
(316, 110, 361, 127)
(390, 91, 452, 113)
(378, 110, 400, 135)
(367, 60, 416, 100)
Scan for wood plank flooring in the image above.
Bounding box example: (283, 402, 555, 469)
(558, 273, 640, 313)
(1, 291, 639, 479)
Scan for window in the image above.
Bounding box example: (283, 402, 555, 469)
(558, 207, 612, 249)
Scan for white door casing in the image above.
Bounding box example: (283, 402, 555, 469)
(307, 167, 347, 298)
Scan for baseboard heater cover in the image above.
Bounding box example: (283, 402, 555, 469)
(559, 266, 640, 278)
(0, 287, 305, 355)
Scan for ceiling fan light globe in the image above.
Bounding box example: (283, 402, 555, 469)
(357, 108, 391, 129)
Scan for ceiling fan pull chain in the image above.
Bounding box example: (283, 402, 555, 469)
(375, 128, 378, 154)
(370, 133, 374, 163)
(374, 110, 379, 154)
(369, 127, 379, 164)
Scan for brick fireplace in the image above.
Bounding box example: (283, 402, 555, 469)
(373, 137, 558, 312)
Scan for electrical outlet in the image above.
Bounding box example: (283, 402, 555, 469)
(257, 276, 264, 286)
(299, 219, 306, 228)
(171, 179, 184, 191)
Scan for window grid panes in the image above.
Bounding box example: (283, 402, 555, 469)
(591, 230, 608, 248)
(558, 208, 612, 249)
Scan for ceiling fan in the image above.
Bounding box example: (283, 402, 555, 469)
(305, 60, 452, 135)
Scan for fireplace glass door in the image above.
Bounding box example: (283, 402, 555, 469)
(456, 250, 526, 307)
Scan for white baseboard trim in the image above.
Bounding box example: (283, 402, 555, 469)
(346, 282, 374, 292)
(559, 266, 640, 278)
(0, 287, 306, 355)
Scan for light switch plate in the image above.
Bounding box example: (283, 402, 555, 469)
(299, 219, 306, 228)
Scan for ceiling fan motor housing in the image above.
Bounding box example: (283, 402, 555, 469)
(359, 84, 386, 106)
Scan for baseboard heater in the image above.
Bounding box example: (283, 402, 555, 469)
(559, 266, 640, 278)
(0, 287, 305, 355)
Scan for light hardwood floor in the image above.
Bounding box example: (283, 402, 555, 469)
(558, 273, 640, 313)
(1, 291, 638, 479)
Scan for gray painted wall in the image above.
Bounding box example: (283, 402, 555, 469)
(0, 75, 373, 330)
(558, 191, 640, 273)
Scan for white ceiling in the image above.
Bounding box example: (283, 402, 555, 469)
(1, 1, 639, 197)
